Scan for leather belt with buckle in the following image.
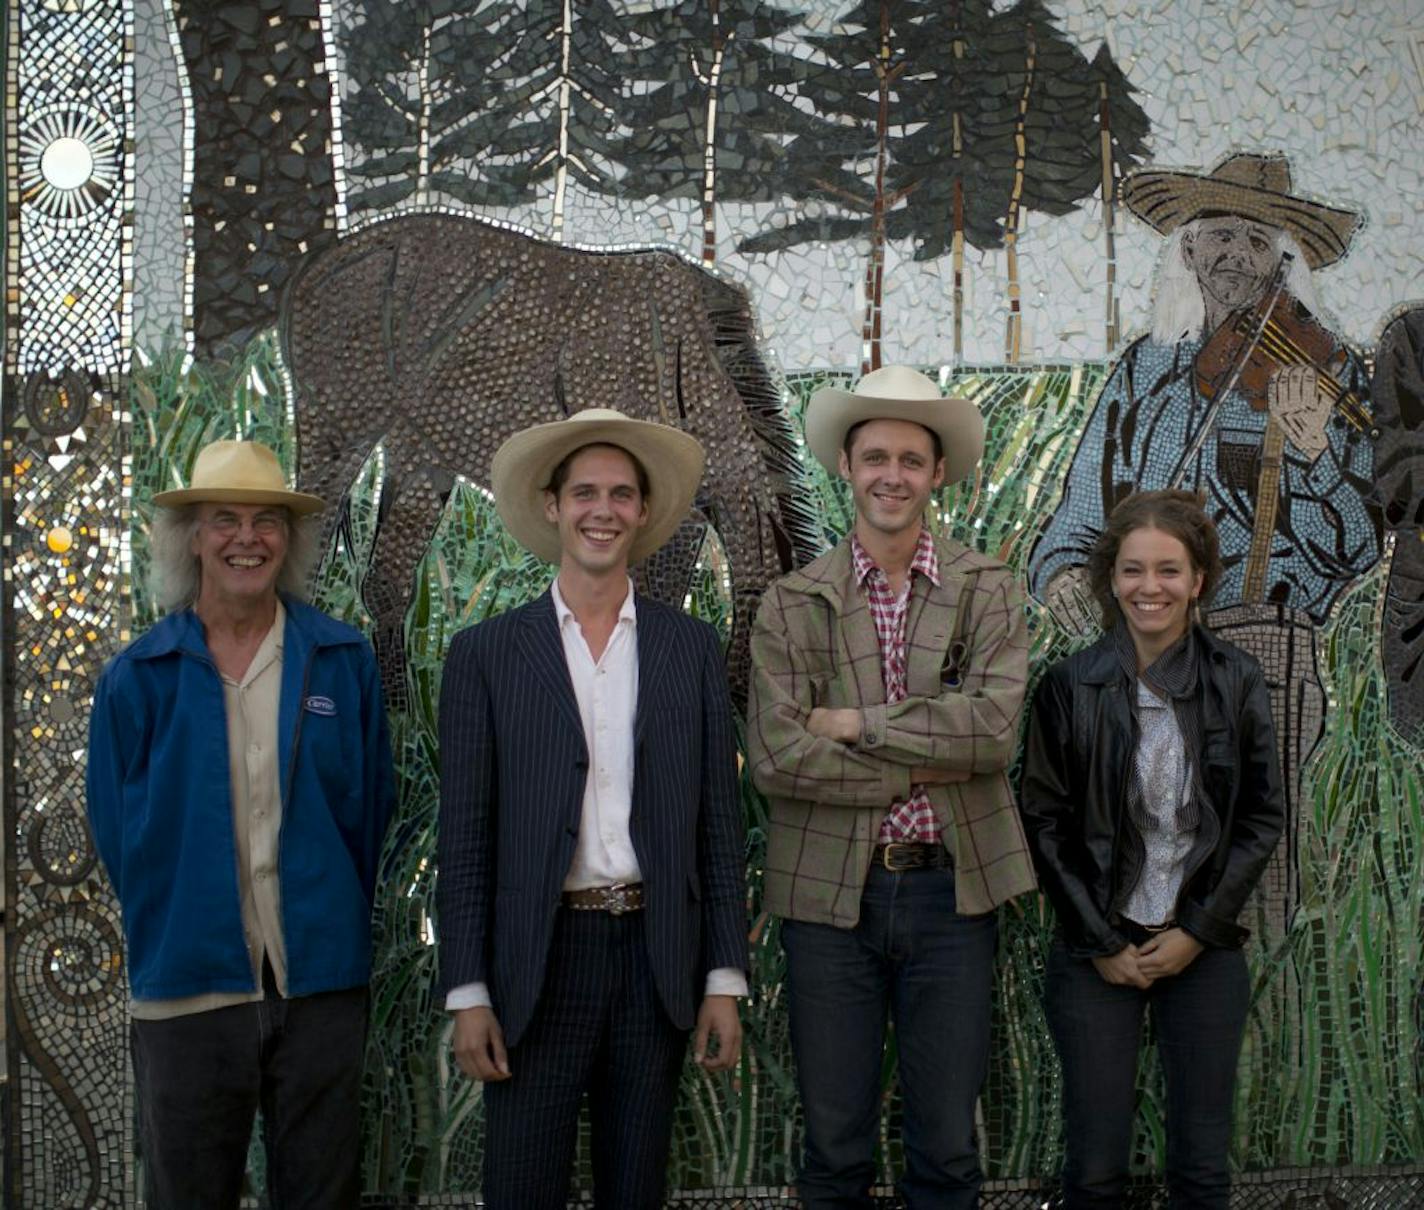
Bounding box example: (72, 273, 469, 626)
(562, 883, 645, 915)
(874, 842, 951, 872)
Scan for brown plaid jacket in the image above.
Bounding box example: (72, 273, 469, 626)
(748, 533, 1037, 926)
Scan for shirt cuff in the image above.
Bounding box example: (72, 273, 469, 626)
(445, 981, 492, 1011)
(704, 967, 749, 998)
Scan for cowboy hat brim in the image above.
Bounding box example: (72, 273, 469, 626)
(490, 409, 705, 566)
(152, 485, 326, 514)
(1122, 171, 1360, 270)
(804, 384, 985, 484)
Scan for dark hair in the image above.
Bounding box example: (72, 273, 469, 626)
(544, 442, 651, 499)
(1085, 490, 1223, 628)
(842, 419, 944, 465)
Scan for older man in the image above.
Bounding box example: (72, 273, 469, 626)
(1029, 152, 1378, 937)
(87, 439, 395, 1208)
(748, 367, 1035, 1208)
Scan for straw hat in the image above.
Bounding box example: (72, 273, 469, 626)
(152, 440, 324, 514)
(490, 408, 705, 565)
(804, 365, 985, 483)
(1121, 152, 1360, 270)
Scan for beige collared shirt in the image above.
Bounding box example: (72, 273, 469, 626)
(131, 602, 287, 1019)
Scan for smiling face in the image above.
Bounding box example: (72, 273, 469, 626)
(543, 444, 649, 580)
(839, 418, 945, 542)
(1111, 525, 1204, 665)
(191, 502, 289, 612)
(1181, 215, 1281, 319)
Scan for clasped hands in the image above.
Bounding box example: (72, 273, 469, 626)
(1091, 928, 1204, 989)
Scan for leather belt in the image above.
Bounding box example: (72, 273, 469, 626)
(562, 883, 645, 915)
(873, 842, 951, 872)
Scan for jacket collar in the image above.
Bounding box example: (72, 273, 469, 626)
(124, 593, 361, 661)
(1078, 622, 1234, 685)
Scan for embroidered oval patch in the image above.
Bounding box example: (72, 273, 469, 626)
(304, 694, 337, 716)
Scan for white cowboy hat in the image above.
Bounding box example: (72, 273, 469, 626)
(1121, 152, 1360, 270)
(490, 408, 705, 565)
(804, 365, 985, 483)
(152, 440, 325, 514)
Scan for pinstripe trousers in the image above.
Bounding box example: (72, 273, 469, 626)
(481, 907, 688, 1210)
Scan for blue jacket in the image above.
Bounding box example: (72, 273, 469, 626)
(86, 596, 395, 1001)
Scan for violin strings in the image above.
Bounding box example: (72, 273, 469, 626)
(1256, 319, 1372, 431)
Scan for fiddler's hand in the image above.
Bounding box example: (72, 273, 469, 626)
(1043, 566, 1099, 638)
(1269, 363, 1331, 459)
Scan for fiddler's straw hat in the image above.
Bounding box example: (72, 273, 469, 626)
(1121, 151, 1360, 270)
(152, 440, 325, 514)
(804, 365, 985, 483)
(490, 408, 705, 565)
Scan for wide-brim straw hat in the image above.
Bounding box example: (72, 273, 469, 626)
(152, 440, 325, 514)
(1121, 152, 1360, 270)
(804, 365, 985, 483)
(490, 408, 705, 565)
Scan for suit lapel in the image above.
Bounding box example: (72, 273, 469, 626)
(517, 591, 584, 736)
(633, 595, 672, 746)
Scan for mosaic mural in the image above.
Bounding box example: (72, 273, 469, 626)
(4, 0, 1424, 1206)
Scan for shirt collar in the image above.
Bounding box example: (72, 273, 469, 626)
(550, 576, 637, 630)
(850, 527, 941, 589)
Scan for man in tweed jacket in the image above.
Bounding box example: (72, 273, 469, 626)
(749, 366, 1036, 1209)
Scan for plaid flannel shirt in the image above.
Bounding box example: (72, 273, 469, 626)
(749, 531, 1037, 927)
(850, 529, 943, 845)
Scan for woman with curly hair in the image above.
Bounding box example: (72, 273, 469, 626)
(1019, 489, 1284, 1208)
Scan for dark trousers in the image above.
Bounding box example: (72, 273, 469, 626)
(482, 908, 688, 1210)
(781, 863, 999, 1210)
(1046, 941, 1250, 1209)
(130, 983, 369, 1210)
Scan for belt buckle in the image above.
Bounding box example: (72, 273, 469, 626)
(880, 843, 909, 871)
(605, 883, 630, 916)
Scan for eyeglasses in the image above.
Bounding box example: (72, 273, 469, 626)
(203, 511, 287, 536)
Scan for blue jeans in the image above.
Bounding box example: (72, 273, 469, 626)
(781, 863, 999, 1209)
(1045, 940, 1250, 1208)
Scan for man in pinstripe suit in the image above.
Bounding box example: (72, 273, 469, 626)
(748, 368, 1036, 1209)
(437, 408, 749, 1210)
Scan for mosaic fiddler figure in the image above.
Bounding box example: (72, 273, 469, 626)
(280, 212, 820, 711)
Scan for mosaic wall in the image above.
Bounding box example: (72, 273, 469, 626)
(4, 0, 1424, 1206)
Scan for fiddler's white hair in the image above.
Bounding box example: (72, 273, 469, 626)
(148, 503, 322, 613)
(1150, 220, 1321, 345)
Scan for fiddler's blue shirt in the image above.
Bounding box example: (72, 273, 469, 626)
(1029, 334, 1381, 622)
(86, 596, 395, 1002)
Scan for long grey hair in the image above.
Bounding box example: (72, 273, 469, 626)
(1150, 219, 1321, 345)
(148, 503, 322, 612)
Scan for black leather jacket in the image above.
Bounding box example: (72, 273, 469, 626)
(1019, 625, 1284, 956)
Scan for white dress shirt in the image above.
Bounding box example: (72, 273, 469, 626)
(446, 578, 747, 1010)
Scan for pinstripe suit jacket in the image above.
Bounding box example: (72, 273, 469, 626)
(436, 589, 748, 1047)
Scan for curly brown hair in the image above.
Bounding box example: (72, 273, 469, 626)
(1085, 490, 1223, 628)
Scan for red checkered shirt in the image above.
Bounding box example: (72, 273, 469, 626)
(850, 528, 944, 844)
